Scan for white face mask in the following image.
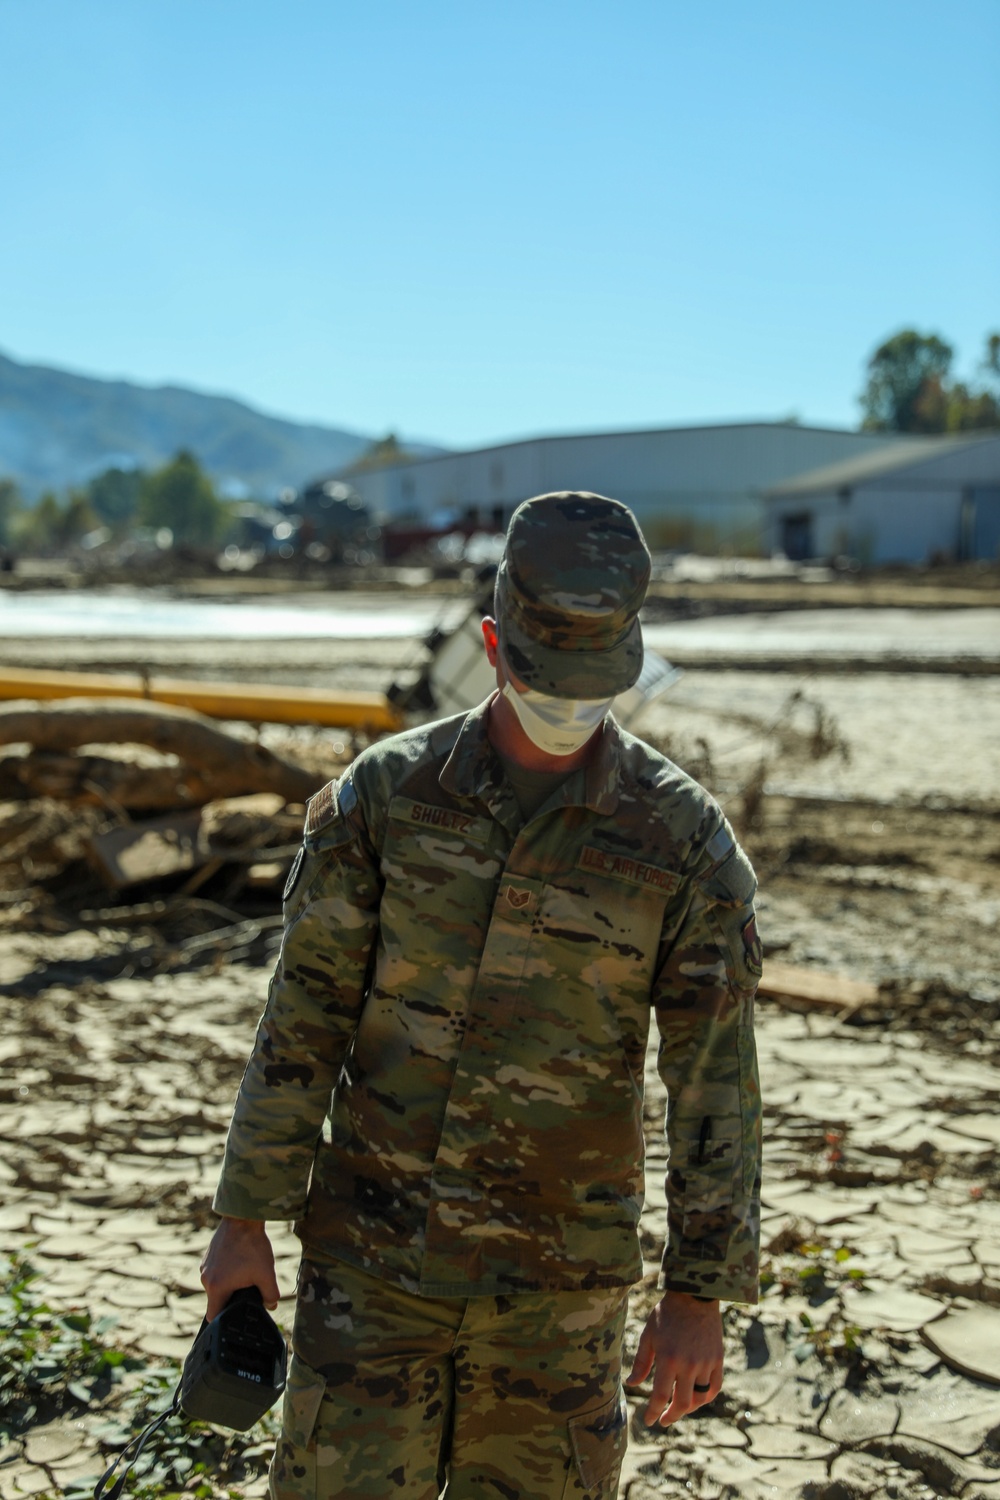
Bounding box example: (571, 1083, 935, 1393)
(500, 678, 613, 756)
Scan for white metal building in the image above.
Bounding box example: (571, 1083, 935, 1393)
(337, 422, 916, 553)
(762, 435, 1000, 563)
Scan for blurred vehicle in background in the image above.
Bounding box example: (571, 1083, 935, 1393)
(287, 479, 381, 565)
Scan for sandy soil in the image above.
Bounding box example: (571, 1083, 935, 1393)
(1, 607, 999, 1499)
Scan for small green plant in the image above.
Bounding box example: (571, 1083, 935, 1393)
(758, 1228, 872, 1367)
(1, 1251, 276, 1499)
(761, 1227, 867, 1293)
(0, 1252, 136, 1438)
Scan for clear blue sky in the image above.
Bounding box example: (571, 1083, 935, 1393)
(1, 0, 997, 448)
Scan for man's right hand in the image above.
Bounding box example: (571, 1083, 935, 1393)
(200, 1216, 281, 1322)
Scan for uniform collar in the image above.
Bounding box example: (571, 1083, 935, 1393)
(439, 695, 621, 819)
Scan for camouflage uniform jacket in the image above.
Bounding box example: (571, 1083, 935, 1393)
(215, 699, 762, 1302)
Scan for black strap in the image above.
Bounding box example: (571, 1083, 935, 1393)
(93, 1377, 181, 1500)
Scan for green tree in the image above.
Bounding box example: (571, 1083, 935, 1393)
(11, 490, 98, 553)
(944, 382, 1000, 432)
(860, 329, 954, 432)
(13, 492, 62, 553)
(60, 490, 100, 544)
(981, 332, 1000, 387)
(860, 328, 1000, 434)
(138, 450, 225, 547)
(941, 331, 1000, 431)
(345, 433, 419, 473)
(0, 478, 22, 548)
(87, 465, 143, 525)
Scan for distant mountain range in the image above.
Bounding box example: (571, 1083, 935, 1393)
(0, 349, 441, 499)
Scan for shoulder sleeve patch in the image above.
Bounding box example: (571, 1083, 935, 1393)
(304, 774, 365, 854)
(305, 780, 338, 838)
(282, 845, 306, 904)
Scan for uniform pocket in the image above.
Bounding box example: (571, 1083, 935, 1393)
(269, 1354, 326, 1499)
(566, 1389, 628, 1497)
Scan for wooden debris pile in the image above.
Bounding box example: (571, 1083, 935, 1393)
(0, 698, 321, 809)
(0, 697, 345, 969)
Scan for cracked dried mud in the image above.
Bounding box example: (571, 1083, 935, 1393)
(2, 600, 999, 1499)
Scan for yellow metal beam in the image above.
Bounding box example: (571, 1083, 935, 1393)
(0, 666, 403, 733)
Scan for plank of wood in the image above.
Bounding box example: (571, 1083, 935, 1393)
(758, 960, 878, 1012)
(88, 811, 206, 888)
(87, 793, 299, 889)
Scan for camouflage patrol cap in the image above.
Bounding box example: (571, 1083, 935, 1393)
(495, 491, 651, 697)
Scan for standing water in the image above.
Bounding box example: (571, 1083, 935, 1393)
(0, 590, 469, 640)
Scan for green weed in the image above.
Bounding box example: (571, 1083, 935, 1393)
(1, 1251, 277, 1499)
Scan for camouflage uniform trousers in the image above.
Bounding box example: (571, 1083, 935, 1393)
(270, 1256, 630, 1500)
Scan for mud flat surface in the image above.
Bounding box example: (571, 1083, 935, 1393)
(1, 606, 1000, 1498)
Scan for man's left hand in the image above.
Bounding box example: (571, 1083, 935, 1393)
(625, 1289, 724, 1427)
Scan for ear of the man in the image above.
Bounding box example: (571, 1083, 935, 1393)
(481, 617, 499, 666)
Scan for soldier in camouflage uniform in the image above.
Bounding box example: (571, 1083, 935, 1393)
(201, 492, 762, 1499)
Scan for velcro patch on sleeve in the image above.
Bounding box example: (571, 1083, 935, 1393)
(696, 843, 758, 908)
(706, 824, 736, 864)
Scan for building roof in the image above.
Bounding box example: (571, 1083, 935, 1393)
(328, 419, 905, 481)
(763, 435, 996, 499)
